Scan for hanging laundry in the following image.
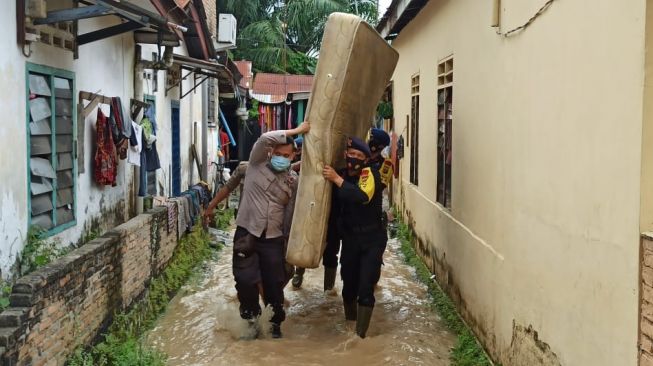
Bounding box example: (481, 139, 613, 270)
(138, 107, 161, 197)
(110, 97, 131, 159)
(94, 108, 118, 186)
(128, 121, 143, 166)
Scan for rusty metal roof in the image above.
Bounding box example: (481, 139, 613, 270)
(234, 61, 253, 89)
(252, 73, 313, 95)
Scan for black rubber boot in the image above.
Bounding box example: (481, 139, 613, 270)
(271, 323, 283, 339)
(356, 305, 374, 339)
(292, 267, 305, 288)
(324, 266, 337, 291)
(241, 319, 260, 340)
(343, 300, 357, 321)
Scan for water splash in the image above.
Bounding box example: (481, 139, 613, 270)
(147, 232, 456, 365)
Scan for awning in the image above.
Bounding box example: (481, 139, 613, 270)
(169, 54, 237, 99)
(31, 0, 181, 47)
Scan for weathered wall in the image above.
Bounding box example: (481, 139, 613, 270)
(390, 0, 644, 365)
(640, 234, 653, 365)
(138, 42, 206, 196)
(0, 207, 178, 365)
(0, 1, 208, 279)
(0, 4, 135, 276)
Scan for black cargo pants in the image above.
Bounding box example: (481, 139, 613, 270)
(232, 226, 286, 325)
(340, 230, 387, 307)
(322, 222, 341, 269)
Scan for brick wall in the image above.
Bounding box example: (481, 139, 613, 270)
(0, 207, 180, 365)
(641, 233, 653, 365)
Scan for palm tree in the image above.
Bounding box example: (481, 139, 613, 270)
(219, 0, 378, 74)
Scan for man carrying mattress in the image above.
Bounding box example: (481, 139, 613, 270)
(232, 122, 310, 339)
(322, 136, 387, 338)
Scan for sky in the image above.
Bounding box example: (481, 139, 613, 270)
(378, 0, 392, 17)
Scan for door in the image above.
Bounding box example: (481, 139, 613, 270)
(171, 101, 181, 196)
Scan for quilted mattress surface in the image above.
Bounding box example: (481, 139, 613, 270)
(286, 13, 399, 268)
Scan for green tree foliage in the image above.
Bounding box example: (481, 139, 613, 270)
(220, 0, 379, 74)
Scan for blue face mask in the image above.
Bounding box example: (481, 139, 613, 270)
(270, 155, 291, 172)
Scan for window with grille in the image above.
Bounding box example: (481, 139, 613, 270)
(410, 74, 420, 185)
(437, 57, 453, 208)
(27, 63, 76, 233)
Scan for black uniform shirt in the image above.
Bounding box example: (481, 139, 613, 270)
(333, 166, 385, 241)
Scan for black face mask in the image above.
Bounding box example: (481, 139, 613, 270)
(346, 156, 366, 173)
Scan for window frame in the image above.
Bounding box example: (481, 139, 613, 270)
(26, 62, 77, 236)
(436, 56, 454, 209)
(410, 73, 420, 186)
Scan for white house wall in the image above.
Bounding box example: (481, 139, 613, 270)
(0, 2, 207, 279)
(390, 0, 645, 364)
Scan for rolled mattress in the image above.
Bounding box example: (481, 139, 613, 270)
(286, 13, 399, 268)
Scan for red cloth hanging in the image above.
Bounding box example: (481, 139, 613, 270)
(94, 108, 118, 186)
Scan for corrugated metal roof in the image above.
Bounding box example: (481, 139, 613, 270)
(234, 61, 253, 89)
(250, 93, 287, 104)
(252, 73, 313, 96)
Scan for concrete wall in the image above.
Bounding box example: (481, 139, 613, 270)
(390, 0, 645, 365)
(0, 207, 179, 365)
(0, 4, 136, 277)
(139, 44, 206, 196)
(0, 1, 208, 279)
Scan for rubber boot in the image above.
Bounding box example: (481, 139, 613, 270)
(343, 300, 357, 321)
(324, 266, 337, 291)
(292, 267, 305, 288)
(271, 323, 282, 339)
(356, 305, 374, 339)
(241, 319, 260, 340)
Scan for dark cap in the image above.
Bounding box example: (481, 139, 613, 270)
(368, 128, 390, 152)
(347, 137, 372, 158)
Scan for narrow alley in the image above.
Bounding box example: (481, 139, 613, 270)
(147, 230, 456, 366)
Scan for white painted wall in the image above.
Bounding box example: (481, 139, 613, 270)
(390, 0, 645, 365)
(0, 2, 207, 279)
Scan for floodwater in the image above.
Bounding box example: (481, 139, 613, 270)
(147, 230, 456, 366)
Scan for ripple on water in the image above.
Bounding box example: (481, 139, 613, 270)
(146, 236, 456, 365)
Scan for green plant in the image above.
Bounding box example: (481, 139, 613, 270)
(377, 101, 393, 119)
(82, 229, 102, 245)
(248, 99, 260, 120)
(0, 283, 12, 312)
(68, 225, 214, 365)
(213, 208, 235, 231)
(20, 226, 69, 276)
(394, 215, 494, 366)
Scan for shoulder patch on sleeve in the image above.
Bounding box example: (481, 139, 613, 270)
(380, 159, 393, 186)
(358, 167, 375, 203)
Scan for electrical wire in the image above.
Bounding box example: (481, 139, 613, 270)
(496, 0, 556, 37)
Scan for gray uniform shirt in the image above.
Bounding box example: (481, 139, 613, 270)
(235, 131, 298, 239)
(225, 161, 249, 194)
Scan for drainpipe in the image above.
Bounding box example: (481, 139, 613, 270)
(491, 0, 501, 27)
(201, 80, 209, 181)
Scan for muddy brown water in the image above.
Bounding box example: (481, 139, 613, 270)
(147, 232, 456, 366)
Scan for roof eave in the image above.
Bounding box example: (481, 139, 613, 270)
(377, 0, 430, 39)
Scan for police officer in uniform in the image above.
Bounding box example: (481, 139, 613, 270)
(322, 136, 387, 338)
(232, 123, 310, 339)
(368, 128, 393, 189)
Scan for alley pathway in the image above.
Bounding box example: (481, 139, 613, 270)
(147, 230, 456, 365)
